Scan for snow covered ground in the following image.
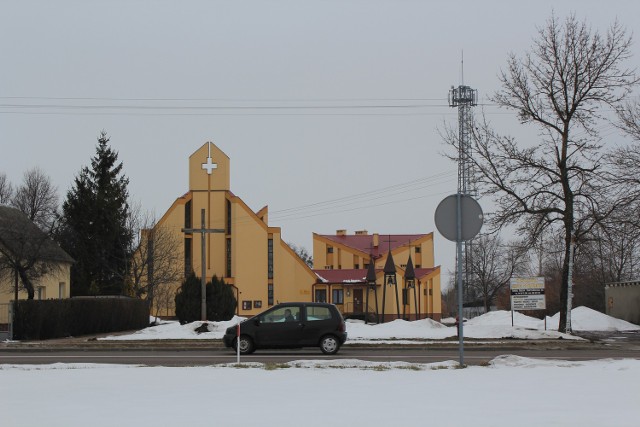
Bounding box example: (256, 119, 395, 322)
(1, 307, 638, 426)
(99, 305, 639, 342)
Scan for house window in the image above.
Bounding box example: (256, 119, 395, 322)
(37, 286, 46, 300)
(327, 246, 334, 254)
(268, 238, 274, 279)
(242, 301, 252, 310)
(315, 289, 327, 303)
(415, 246, 421, 253)
(354, 264, 360, 269)
(416, 264, 421, 268)
(254, 301, 262, 309)
(268, 284, 274, 305)
(332, 289, 344, 305)
(59, 282, 66, 299)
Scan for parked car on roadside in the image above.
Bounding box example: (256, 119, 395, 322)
(223, 302, 347, 355)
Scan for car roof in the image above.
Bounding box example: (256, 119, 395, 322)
(275, 302, 334, 307)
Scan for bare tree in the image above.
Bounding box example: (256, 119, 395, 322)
(127, 204, 182, 314)
(0, 173, 12, 205)
(0, 206, 72, 299)
(288, 243, 313, 268)
(11, 167, 59, 232)
(617, 101, 640, 141)
(467, 234, 530, 313)
(446, 14, 638, 332)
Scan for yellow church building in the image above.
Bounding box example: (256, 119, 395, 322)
(150, 142, 317, 317)
(312, 230, 442, 321)
(150, 142, 441, 322)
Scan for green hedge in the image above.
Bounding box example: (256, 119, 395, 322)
(12, 297, 150, 340)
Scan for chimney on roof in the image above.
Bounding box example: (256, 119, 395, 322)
(336, 229, 347, 236)
(355, 230, 368, 235)
(373, 233, 379, 247)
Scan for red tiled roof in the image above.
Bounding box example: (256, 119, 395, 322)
(415, 267, 438, 279)
(318, 234, 428, 259)
(313, 269, 370, 284)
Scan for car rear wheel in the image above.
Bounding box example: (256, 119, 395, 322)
(319, 335, 340, 355)
(235, 335, 255, 355)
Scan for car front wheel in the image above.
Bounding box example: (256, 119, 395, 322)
(235, 335, 255, 355)
(319, 335, 340, 355)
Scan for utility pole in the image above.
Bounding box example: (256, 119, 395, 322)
(182, 209, 225, 321)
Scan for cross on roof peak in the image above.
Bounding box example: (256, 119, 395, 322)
(201, 142, 218, 175)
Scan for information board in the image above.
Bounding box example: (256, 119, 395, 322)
(510, 277, 546, 310)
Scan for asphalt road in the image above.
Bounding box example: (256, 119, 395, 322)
(1, 344, 638, 366)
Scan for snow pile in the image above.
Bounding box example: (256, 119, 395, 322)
(100, 306, 638, 342)
(103, 316, 246, 340)
(545, 306, 640, 332)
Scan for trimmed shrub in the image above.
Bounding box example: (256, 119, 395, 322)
(174, 273, 237, 324)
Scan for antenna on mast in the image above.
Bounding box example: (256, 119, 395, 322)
(461, 50, 464, 86)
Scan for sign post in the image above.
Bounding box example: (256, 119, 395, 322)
(435, 193, 483, 367)
(236, 321, 241, 364)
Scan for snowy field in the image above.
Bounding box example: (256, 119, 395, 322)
(2, 307, 639, 427)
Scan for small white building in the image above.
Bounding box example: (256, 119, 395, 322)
(605, 281, 640, 325)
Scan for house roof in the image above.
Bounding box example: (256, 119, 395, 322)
(0, 206, 74, 264)
(317, 233, 429, 258)
(314, 269, 370, 284)
(313, 267, 438, 285)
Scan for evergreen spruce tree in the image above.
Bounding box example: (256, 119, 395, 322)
(58, 132, 132, 296)
(207, 275, 237, 321)
(174, 272, 202, 324)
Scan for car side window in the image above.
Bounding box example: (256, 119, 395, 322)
(261, 306, 300, 323)
(306, 306, 332, 321)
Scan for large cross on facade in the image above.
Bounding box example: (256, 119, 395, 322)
(201, 143, 218, 174)
(182, 209, 225, 321)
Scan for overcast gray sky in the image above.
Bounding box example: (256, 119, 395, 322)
(2, 1, 639, 283)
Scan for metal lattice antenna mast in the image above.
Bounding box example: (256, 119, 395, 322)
(448, 55, 478, 313)
(448, 57, 478, 195)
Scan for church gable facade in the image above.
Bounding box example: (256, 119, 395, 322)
(151, 142, 315, 317)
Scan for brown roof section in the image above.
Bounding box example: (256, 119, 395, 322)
(313, 267, 437, 284)
(318, 233, 429, 258)
(314, 269, 370, 284)
(0, 206, 74, 264)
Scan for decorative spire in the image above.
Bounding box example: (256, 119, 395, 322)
(405, 255, 415, 280)
(366, 259, 377, 283)
(383, 250, 396, 274)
